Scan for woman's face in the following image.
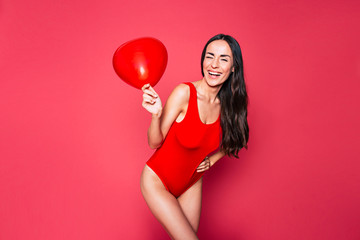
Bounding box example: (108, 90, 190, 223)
(202, 40, 234, 87)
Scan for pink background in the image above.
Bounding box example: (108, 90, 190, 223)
(1, 0, 360, 239)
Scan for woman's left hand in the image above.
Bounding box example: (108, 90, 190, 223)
(196, 156, 211, 172)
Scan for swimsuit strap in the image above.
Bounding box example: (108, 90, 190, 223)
(184, 82, 197, 117)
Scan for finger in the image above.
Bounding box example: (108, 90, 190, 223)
(197, 167, 208, 173)
(197, 162, 206, 168)
(197, 163, 205, 169)
(197, 167, 205, 172)
(197, 164, 207, 171)
(143, 92, 156, 100)
(197, 162, 210, 171)
(143, 89, 158, 98)
(143, 95, 158, 105)
(141, 83, 150, 91)
(142, 84, 154, 93)
(147, 85, 158, 97)
(142, 100, 156, 110)
(196, 166, 204, 171)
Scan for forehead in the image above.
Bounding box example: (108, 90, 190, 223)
(206, 40, 232, 56)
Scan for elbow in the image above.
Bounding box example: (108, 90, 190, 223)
(147, 134, 163, 149)
(149, 143, 161, 149)
(148, 138, 162, 149)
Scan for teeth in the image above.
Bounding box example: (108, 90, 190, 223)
(209, 71, 221, 76)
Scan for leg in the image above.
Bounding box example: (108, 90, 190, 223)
(140, 165, 198, 240)
(177, 178, 203, 233)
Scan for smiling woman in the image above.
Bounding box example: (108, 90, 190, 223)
(201, 34, 249, 157)
(140, 34, 249, 239)
(203, 40, 234, 84)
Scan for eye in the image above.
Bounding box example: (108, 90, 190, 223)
(221, 58, 228, 62)
(206, 56, 213, 59)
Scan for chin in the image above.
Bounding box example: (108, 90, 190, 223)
(205, 76, 226, 87)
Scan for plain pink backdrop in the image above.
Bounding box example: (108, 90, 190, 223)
(1, 0, 359, 239)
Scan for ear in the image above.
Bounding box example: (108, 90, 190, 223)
(232, 66, 235, 72)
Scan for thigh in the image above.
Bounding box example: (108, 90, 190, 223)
(177, 177, 203, 233)
(140, 165, 198, 240)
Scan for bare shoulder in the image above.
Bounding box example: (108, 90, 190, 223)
(167, 83, 190, 106)
(160, 83, 191, 129)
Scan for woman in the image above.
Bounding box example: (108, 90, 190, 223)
(140, 34, 249, 239)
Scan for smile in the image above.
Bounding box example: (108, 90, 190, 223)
(208, 71, 221, 76)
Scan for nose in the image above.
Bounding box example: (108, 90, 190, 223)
(211, 58, 219, 68)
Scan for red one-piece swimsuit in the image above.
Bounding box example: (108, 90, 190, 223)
(146, 82, 222, 198)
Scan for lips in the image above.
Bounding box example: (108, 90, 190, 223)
(208, 71, 221, 76)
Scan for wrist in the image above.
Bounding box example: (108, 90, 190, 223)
(152, 108, 162, 119)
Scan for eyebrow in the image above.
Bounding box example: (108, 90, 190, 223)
(206, 52, 231, 58)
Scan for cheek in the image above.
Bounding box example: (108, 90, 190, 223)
(203, 59, 211, 67)
(222, 63, 232, 73)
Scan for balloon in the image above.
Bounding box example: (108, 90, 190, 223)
(113, 37, 168, 89)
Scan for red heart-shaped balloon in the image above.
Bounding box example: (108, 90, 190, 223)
(113, 37, 168, 89)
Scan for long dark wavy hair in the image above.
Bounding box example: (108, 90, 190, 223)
(201, 34, 249, 158)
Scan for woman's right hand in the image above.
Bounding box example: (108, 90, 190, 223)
(141, 84, 163, 117)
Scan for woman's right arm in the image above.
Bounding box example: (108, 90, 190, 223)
(142, 83, 189, 149)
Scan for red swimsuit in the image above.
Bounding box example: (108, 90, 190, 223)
(146, 82, 222, 198)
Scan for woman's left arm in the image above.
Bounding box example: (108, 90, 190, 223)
(196, 150, 226, 172)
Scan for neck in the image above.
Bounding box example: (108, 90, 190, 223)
(196, 78, 222, 103)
